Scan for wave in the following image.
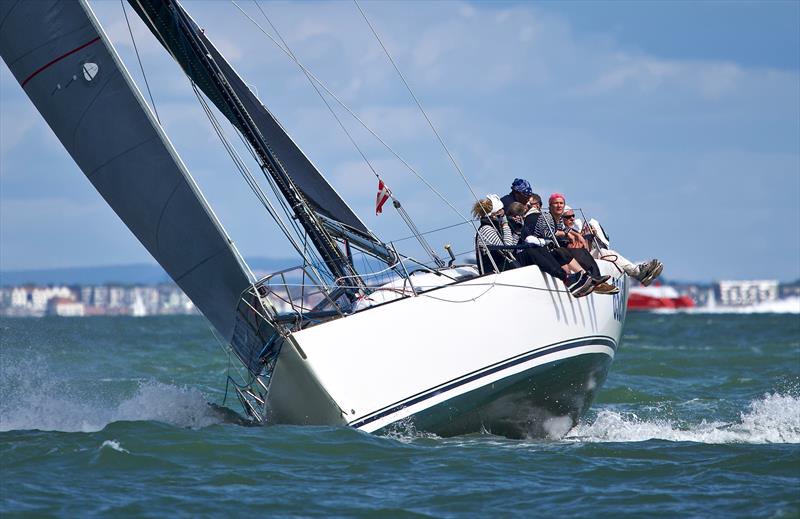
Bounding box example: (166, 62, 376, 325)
(100, 439, 129, 453)
(566, 392, 800, 444)
(0, 357, 228, 433)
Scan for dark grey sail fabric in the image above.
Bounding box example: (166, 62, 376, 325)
(0, 0, 272, 374)
(128, 0, 374, 240)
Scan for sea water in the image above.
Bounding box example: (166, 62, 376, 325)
(1, 313, 798, 517)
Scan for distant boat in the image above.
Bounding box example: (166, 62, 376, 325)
(131, 293, 147, 317)
(0, 0, 629, 438)
(628, 284, 694, 311)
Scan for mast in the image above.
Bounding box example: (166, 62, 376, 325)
(164, 1, 364, 291)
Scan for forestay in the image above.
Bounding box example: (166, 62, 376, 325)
(0, 0, 271, 374)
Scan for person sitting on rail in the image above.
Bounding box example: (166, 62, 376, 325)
(472, 194, 519, 275)
(526, 192, 542, 213)
(506, 201, 527, 243)
(505, 198, 594, 297)
(563, 207, 663, 286)
(532, 193, 617, 294)
(500, 178, 534, 214)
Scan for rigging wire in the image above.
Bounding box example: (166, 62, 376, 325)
(352, 0, 481, 206)
(120, 0, 161, 125)
(252, 2, 381, 184)
(350, 0, 508, 272)
(229, 0, 477, 232)
(389, 219, 471, 244)
(248, 1, 444, 268)
(190, 83, 330, 284)
(391, 199, 443, 266)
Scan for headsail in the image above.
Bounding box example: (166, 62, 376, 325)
(129, 0, 374, 240)
(0, 0, 271, 373)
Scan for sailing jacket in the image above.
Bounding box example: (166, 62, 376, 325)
(475, 217, 516, 275)
(533, 212, 570, 247)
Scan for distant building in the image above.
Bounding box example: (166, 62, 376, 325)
(46, 297, 85, 317)
(10, 286, 30, 308)
(717, 280, 779, 306)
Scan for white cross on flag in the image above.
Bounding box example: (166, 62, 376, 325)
(375, 178, 391, 215)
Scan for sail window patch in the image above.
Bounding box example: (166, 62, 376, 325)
(82, 62, 99, 82)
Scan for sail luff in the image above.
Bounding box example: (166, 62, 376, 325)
(79, 0, 253, 286)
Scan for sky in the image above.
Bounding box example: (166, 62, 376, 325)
(1, 0, 798, 282)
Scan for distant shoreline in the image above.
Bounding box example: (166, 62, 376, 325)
(0, 257, 296, 286)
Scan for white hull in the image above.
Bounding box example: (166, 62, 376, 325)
(266, 263, 628, 438)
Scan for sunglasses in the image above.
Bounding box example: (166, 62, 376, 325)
(564, 214, 576, 219)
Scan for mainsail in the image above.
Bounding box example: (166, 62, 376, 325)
(128, 0, 374, 240)
(0, 0, 271, 373)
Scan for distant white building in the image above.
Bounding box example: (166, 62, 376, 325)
(717, 280, 779, 306)
(46, 297, 85, 317)
(1, 282, 199, 317)
(10, 286, 30, 307)
(92, 286, 109, 306)
(29, 286, 73, 312)
(80, 286, 93, 304)
(108, 286, 126, 308)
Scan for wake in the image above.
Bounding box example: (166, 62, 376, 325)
(0, 356, 235, 432)
(566, 392, 800, 444)
(0, 379, 229, 433)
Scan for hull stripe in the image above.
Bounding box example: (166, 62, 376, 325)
(348, 335, 616, 429)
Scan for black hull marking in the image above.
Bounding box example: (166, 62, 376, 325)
(349, 335, 616, 429)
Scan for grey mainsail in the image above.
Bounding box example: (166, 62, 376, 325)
(0, 0, 272, 373)
(129, 0, 374, 240)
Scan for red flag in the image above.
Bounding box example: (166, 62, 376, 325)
(375, 178, 391, 215)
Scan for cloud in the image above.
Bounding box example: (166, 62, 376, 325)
(568, 52, 745, 99)
(1, 0, 798, 280)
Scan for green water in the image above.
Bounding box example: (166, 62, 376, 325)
(1, 313, 798, 517)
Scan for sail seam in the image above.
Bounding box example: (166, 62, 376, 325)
(21, 36, 100, 87)
(0, 0, 22, 33)
(85, 136, 158, 179)
(3, 22, 91, 67)
(71, 68, 124, 154)
(172, 246, 231, 283)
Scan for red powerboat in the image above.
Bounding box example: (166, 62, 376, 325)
(628, 284, 695, 310)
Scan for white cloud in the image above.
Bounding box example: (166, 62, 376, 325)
(568, 52, 747, 99)
(1, 0, 797, 279)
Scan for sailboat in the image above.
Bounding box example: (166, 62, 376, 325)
(0, 0, 628, 438)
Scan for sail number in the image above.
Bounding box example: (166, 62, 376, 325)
(612, 276, 626, 322)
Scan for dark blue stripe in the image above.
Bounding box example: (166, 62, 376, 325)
(349, 335, 616, 429)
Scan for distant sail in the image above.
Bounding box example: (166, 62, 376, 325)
(129, 0, 374, 239)
(0, 0, 271, 373)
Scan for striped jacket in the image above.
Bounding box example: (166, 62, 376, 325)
(475, 217, 515, 274)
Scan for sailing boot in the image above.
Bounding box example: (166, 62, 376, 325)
(593, 282, 620, 295)
(591, 274, 611, 286)
(566, 271, 594, 298)
(632, 260, 654, 285)
(623, 264, 640, 278)
(640, 260, 664, 287)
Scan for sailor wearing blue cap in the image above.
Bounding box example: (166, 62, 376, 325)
(501, 178, 534, 213)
